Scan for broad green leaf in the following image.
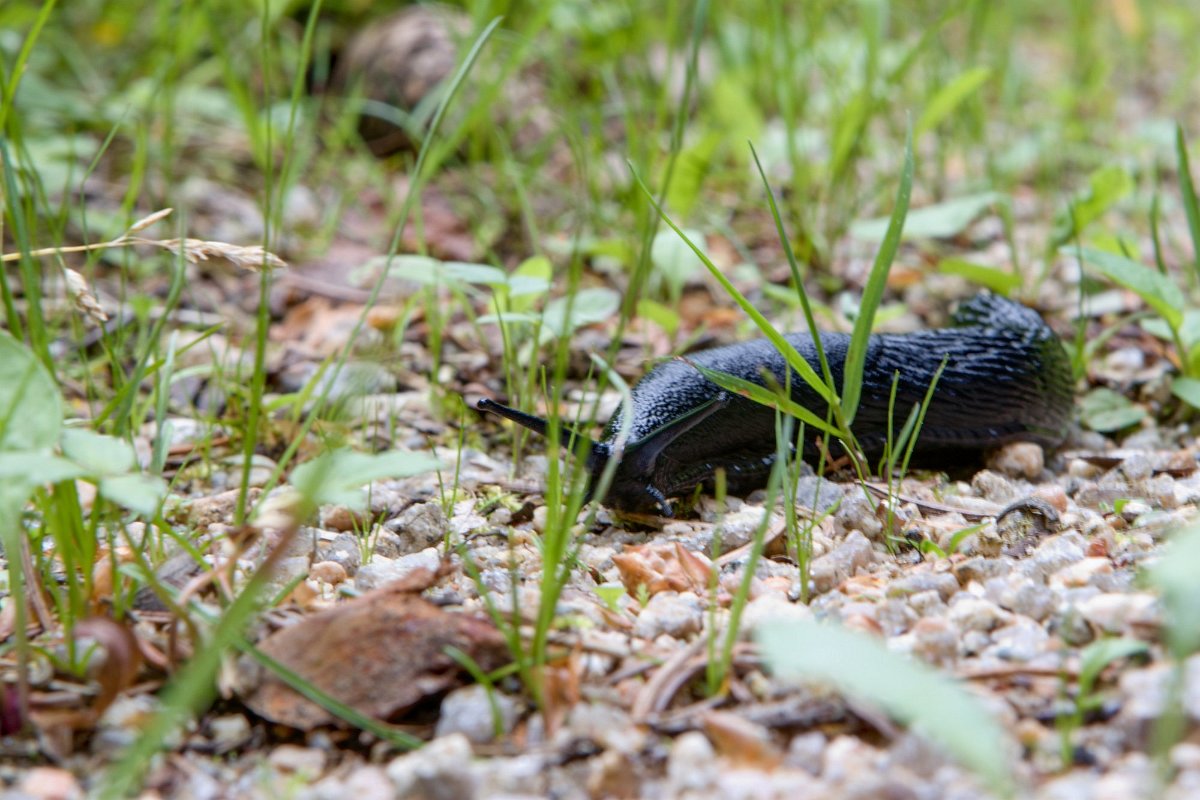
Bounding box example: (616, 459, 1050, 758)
(843, 127, 913, 425)
(1052, 166, 1133, 246)
(758, 619, 1015, 796)
(356, 255, 507, 289)
(1140, 309, 1200, 350)
(0, 453, 87, 484)
(508, 256, 553, 312)
(852, 192, 1004, 242)
(1079, 387, 1146, 432)
(0, 330, 61, 453)
(691, 364, 839, 437)
(444, 261, 509, 286)
(61, 428, 137, 476)
(1078, 638, 1149, 694)
(100, 474, 167, 517)
(1147, 519, 1200, 656)
(290, 449, 442, 508)
(651, 228, 708, 297)
(542, 288, 621, 338)
(477, 311, 541, 327)
(937, 258, 1022, 295)
(1075, 246, 1184, 331)
(1171, 376, 1200, 410)
(915, 66, 992, 138)
(635, 299, 681, 338)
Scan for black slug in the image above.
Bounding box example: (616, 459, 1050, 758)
(478, 293, 1074, 516)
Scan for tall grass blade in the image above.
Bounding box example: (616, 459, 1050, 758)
(842, 126, 913, 424)
(1175, 123, 1200, 284)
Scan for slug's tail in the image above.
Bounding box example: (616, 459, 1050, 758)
(475, 398, 610, 467)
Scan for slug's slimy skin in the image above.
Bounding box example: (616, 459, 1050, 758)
(478, 293, 1074, 516)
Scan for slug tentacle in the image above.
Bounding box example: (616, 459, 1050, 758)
(477, 293, 1074, 517)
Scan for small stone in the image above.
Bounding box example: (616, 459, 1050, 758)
(1023, 534, 1086, 580)
(387, 734, 478, 800)
(207, 714, 252, 754)
(386, 502, 449, 552)
(741, 593, 813, 634)
(1077, 592, 1160, 635)
(972, 469, 1017, 503)
(987, 617, 1049, 662)
(948, 596, 1010, 632)
(834, 493, 883, 540)
(954, 556, 1013, 585)
(910, 617, 958, 668)
(567, 701, 646, 754)
(315, 531, 363, 574)
(666, 731, 718, 793)
(785, 731, 827, 775)
(310, 560, 348, 585)
(18, 767, 82, 800)
(321, 504, 366, 532)
(794, 475, 845, 514)
(634, 591, 704, 640)
(1171, 742, 1200, 772)
(907, 590, 946, 617)
(1050, 557, 1113, 588)
(435, 685, 520, 743)
(887, 571, 960, 602)
(988, 442, 1045, 480)
(268, 744, 327, 778)
(354, 548, 442, 591)
(717, 507, 778, 550)
(810, 531, 873, 594)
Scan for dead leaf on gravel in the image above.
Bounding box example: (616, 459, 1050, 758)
(27, 617, 143, 755)
(612, 542, 713, 598)
(700, 710, 784, 769)
(241, 567, 509, 730)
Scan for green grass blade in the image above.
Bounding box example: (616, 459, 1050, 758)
(842, 127, 913, 424)
(630, 166, 835, 407)
(915, 66, 992, 140)
(690, 364, 839, 437)
(750, 143, 838, 400)
(1175, 123, 1200, 284)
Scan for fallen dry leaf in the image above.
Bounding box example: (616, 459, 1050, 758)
(700, 710, 784, 769)
(612, 542, 713, 598)
(241, 568, 509, 730)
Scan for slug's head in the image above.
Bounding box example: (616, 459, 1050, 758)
(475, 398, 672, 516)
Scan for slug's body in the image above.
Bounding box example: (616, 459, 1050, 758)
(479, 293, 1073, 516)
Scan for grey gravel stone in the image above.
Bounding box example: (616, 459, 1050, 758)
(987, 441, 1045, 480)
(387, 734, 478, 800)
(834, 493, 883, 540)
(1022, 534, 1086, 581)
(795, 476, 845, 514)
(435, 685, 521, 743)
(386, 501, 449, 552)
(315, 531, 363, 575)
(887, 571, 960, 602)
(666, 731, 718, 794)
(971, 469, 1018, 503)
(354, 547, 442, 591)
(634, 591, 704, 640)
(810, 531, 874, 594)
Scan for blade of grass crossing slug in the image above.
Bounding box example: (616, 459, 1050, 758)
(631, 166, 835, 407)
(1175, 123, 1200, 284)
(842, 127, 913, 425)
(750, 143, 838, 398)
